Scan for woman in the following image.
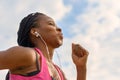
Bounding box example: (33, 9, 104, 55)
(0, 12, 89, 80)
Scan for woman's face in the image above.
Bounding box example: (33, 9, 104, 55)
(35, 15, 63, 48)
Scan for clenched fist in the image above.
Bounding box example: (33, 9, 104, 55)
(72, 43, 89, 67)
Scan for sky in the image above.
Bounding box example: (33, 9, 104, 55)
(0, 0, 120, 80)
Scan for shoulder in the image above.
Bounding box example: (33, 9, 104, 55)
(8, 46, 36, 64)
(0, 46, 37, 69)
(6, 46, 34, 53)
(6, 46, 35, 61)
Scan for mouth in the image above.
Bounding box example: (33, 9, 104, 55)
(58, 33, 63, 40)
(60, 35, 63, 40)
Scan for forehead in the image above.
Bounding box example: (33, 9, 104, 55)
(38, 15, 55, 23)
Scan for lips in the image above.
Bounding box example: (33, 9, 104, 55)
(60, 35, 63, 39)
(58, 33, 63, 40)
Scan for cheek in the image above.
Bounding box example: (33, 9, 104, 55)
(46, 33, 63, 47)
(44, 27, 57, 38)
(39, 27, 56, 38)
(40, 26, 62, 46)
(42, 27, 57, 36)
(52, 34, 63, 46)
(46, 32, 57, 41)
(42, 30, 56, 42)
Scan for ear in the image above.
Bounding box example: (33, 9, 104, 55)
(30, 28, 38, 36)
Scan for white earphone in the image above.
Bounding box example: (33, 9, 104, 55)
(34, 31, 40, 37)
(34, 31, 50, 55)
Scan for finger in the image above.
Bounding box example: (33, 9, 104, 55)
(72, 43, 82, 57)
(73, 43, 89, 57)
(72, 43, 76, 54)
(72, 43, 81, 52)
(72, 52, 79, 63)
(76, 44, 89, 56)
(76, 45, 83, 57)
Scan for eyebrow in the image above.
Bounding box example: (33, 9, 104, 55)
(46, 19, 55, 23)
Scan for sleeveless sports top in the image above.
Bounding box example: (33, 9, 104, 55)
(9, 48, 64, 80)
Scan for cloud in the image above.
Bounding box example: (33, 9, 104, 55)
(14, 0, 72, 21)
(61, 0, 120, 80)
(0, 0, 120, 80)
(0, 0, 71, 79)
(0, 0, 71, 46)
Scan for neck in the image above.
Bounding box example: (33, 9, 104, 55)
(35, 41, 54, 61)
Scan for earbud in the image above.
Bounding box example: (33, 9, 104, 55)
(34, 31, 50, 55)
(34, 31, 40, 37)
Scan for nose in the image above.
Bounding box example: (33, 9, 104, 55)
(56, 27, 62, 32)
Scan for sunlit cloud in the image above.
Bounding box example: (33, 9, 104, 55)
(0, 0, 120, 80)
(61, 0, 120, 80)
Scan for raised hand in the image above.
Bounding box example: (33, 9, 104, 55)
(72, 43, 89, 68)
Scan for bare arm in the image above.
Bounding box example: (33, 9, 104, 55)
(0, 46, 36, 70)
(72, 43, 89, 80)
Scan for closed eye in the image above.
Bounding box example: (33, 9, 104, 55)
(48, 21, 55, 26)
(49, 22, 55, 25)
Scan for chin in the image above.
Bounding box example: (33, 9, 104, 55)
(55, 41, 63, 48)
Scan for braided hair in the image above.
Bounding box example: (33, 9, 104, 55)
(17, 12, 45, 47)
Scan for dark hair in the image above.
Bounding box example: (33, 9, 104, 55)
(17, 12, 45, 47)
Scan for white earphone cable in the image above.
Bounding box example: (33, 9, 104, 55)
(37, 33, 50, 55)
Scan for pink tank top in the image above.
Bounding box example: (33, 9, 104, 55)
(9, 48, 64, 80)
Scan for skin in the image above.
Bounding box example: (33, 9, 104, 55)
(0, 14, 89, 80)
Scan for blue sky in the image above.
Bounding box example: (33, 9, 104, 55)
(58, 0, 88, 37)
(0, 0, 120, 80)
